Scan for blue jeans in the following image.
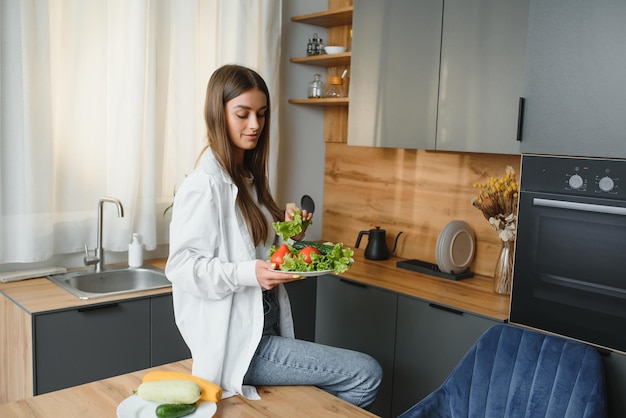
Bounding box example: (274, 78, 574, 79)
(243, 335, 383, 409)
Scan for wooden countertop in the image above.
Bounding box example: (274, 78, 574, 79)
(0, 260, 169, 313)
(0, 252, 509, 320)
(0, 359, 377, 417)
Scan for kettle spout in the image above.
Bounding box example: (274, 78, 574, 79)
(390, 231, 404, 255)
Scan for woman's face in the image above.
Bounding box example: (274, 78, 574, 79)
(225, 88, 267, 158)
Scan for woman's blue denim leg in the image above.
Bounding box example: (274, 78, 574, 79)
(243, 335, 383, 409)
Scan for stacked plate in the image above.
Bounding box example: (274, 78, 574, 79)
(435, 220, 475, 275)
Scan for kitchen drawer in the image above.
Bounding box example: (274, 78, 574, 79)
(33, 299, 151, 395)
(392, 295, 502, 416)
(316, 276, 397, 418)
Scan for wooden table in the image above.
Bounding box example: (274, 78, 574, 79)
(0, 359, 378, 417)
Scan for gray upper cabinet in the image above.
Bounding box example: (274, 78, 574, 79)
(436, 0, 528, 154)
(348, 0, 443, 149)
(521, 0, 626, 158)
(348, 0, 528, 154)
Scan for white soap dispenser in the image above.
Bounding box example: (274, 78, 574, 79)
(128, 233, 144, 268)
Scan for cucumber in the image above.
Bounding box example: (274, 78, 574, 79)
(292, 240, 335, 255)
(156, 403, 197, 418)
(136, 380, 201, 404)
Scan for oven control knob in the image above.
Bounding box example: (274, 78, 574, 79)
(568, 174, 584, 189)
(599, 176, 614, 192)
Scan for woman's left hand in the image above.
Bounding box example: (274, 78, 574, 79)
(255, 260, 303, 290)
(286, 208, 313, 241)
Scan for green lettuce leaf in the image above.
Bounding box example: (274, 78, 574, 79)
(272, 208, 312, 241)
(268, 242, 354, 274)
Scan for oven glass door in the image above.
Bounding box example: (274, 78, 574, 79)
(511, 190, 626, 353)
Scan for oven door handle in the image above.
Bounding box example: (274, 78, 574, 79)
(533, 198, 626, 215)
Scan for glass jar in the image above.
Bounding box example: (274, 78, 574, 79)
(316, 38, 325, 55)
(307, 74, 324, 98)
(306, 38, 315, 56)
(311, 33, 320, 55)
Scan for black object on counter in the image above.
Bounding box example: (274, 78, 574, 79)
(397, 259, 473, 281)
(355, 226, 403, 260)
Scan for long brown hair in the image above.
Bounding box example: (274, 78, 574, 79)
(200, 64, 283, 245)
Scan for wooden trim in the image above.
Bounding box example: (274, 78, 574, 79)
(290, 53, 351, 67)
(290, 6, 353, 27)
(0, 294, 32, 402)
(289, 98, 349, 106)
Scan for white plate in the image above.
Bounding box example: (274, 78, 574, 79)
(274, 269, 334, 277)
(436, 221, 475, 275)
(117, 395, 217, 418)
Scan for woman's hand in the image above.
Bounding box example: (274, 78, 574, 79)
(286, 207, 313, 241)
(255, 260, 303, 290)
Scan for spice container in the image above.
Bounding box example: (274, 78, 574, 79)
(306, 38, 315, 56)
(316, 38, 325, 55)
(308, 33, 321, 56)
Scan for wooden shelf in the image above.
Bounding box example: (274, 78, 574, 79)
(290, 52, 351, 67)
(290, 1, 353, 142)
(291, 6, 353, 27)
(289, 98, 349, 106)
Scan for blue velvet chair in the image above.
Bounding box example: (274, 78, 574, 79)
(398, 324, 607, 418)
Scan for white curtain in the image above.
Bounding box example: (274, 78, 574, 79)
(0, 0, 282, 264)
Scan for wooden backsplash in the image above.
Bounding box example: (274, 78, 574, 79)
(322, 143, 521, 277)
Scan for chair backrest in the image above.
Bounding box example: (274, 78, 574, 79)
(443, 324, 607, 418)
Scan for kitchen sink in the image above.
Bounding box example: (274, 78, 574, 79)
(47, 265, 171, 299)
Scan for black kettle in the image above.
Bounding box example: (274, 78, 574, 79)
(355, 226, 403, 260)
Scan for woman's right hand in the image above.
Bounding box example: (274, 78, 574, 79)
(255, 260, 303, 290)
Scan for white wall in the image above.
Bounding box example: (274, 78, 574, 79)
(277, 0, 328, 241)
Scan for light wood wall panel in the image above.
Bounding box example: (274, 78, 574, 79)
(322, 143, 521, 277)
(0, 295, 32, 402)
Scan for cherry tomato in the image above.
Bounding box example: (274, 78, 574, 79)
(270, 244, 291, 266)
(299, 246, 321, 264)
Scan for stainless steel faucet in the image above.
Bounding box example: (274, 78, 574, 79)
(84, 196, 124, 272)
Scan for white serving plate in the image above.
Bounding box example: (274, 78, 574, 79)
(273, 269, 334, 277)
(435, 220, 475, 274)
(117, 395, 216, 418)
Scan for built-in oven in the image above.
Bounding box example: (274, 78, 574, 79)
(510, 154, 626, 354)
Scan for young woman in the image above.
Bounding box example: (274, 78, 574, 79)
(165, 64, 382, 408)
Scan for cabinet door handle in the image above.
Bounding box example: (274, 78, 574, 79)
(339, 278, 367, 288)
(516, 97, 525, 142)
(78, 302, 119, 313)
(428, 303, 463, 316)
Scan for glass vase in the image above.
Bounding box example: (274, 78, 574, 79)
(493, 239, 514, 295)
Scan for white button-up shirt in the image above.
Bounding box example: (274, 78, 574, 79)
(165, 148, 295, 400)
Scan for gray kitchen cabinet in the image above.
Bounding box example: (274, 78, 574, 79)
(33, 294, 189, 396)
(391, 295, 502, 417)
(348, 0, 527, 154)
(315, 276, 398, 418)
(521, 0, 626, 158)
(34, 299, 151, 395)
(151, 294, 191, 365)
(436, 0, 528, 154)
(347, 0, 442, 149)
(285, 277, 317, 342)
